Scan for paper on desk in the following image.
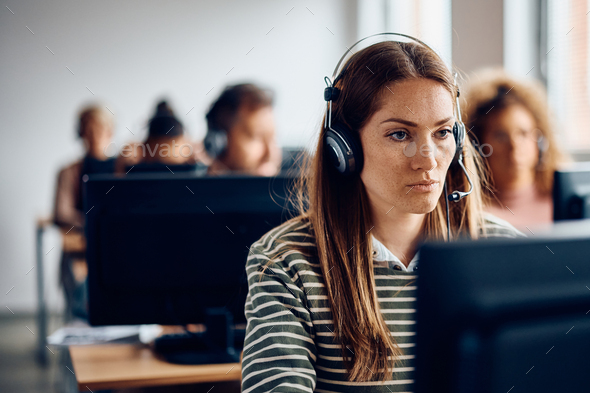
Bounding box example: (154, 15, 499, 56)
(48, 324, 162, 346)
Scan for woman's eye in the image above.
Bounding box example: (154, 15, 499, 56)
(389, 131, 408, 141)
(435, 129, 452, 139)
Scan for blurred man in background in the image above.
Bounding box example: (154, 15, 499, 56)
(204, 83, 282, 176)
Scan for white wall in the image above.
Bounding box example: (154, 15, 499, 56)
(504, 0, 541, 80)
(452, 0, 504, 74)
(0, 0, 356, 313)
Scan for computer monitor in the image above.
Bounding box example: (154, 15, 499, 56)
(83, 173, 297, 328)
(553, 162, 590, 220)
(414, 220, 590, 393)
(125, 162, 204, 174)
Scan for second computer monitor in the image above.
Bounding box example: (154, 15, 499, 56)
(84, 173, 297, 326)
(553, 162, 590, 220)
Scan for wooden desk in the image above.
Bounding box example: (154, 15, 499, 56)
(69, 344, 241, 391)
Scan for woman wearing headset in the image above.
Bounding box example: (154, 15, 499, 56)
(241, 36, 524, 393)
(462, 69, 567, 230)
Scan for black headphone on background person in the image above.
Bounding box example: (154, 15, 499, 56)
(204, 86, 234, 160)
(204, 101, 229, 160)
(203, 127, 228, 160)
(537, 134, 549, 168)
(323, 32, 473, 205)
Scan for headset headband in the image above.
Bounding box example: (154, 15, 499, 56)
(330, 32, 440, 82)
(325, 33, 460, 129)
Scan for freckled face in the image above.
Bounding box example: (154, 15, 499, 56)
(482, 104, 539, 187)
(359, 78, 456, 215)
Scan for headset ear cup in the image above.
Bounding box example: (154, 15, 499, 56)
(324, 123, 363, 175)
(325, 129, 349, 174)
(204, 129, 228, 160)
(536, 134, 548, 168)
(452, 122, 465, 164)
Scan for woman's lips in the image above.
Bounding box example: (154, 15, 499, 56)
(407, 182, 439, 192)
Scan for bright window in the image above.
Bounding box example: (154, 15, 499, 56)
(356, 0, 452, 66)
(546, 0, 590, 151)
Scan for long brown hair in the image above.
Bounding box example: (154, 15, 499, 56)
(462, 68, 568, 197)
(281, 41, 488, 382)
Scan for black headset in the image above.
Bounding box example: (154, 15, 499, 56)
(537, 134, 549, 168)
(323, 33, 474, 240)
(324, 87, 466, 177)
(203, 127, 229, 160)
(203, 86, 237, 160)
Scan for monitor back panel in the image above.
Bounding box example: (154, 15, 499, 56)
(415, 235, 590, 393)
(84, 174, 297, 326)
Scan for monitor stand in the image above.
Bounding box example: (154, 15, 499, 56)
(153, 308, 244, 365)
(569, 194, 590, 218)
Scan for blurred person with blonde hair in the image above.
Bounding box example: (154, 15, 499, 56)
(462, 68, 567, 230)
(52, 104, 116, 320)
(53, 105, 116, 231)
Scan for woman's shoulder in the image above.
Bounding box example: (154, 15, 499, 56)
(57, 159, 83, 179)
(246, 215, 318, 273)
(481, 212, 527, 238)
(251, 215, 314, 246)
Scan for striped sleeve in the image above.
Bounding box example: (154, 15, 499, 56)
(241, 241, 317, 393)
(482, 212, 527, 238)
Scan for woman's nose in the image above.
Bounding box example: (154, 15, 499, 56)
(410, 141, 438, 172)
(259, 139, 272, 161)
(505, 134, 520, 153)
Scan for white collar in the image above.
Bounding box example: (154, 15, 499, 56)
(371, 235, 420, 272)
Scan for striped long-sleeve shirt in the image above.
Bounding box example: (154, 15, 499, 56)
(241, 214, 525, 393)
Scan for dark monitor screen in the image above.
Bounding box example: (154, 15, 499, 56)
(554, 162, 590, 220)
(415, 220, 590, 393)
(83, 173, 297, 326)
(125, 162, 202, 174)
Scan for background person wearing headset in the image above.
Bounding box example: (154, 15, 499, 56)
(241, 35, 524, 393)
(462, 68, 568, 230)
(203, 83, 282, 176)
